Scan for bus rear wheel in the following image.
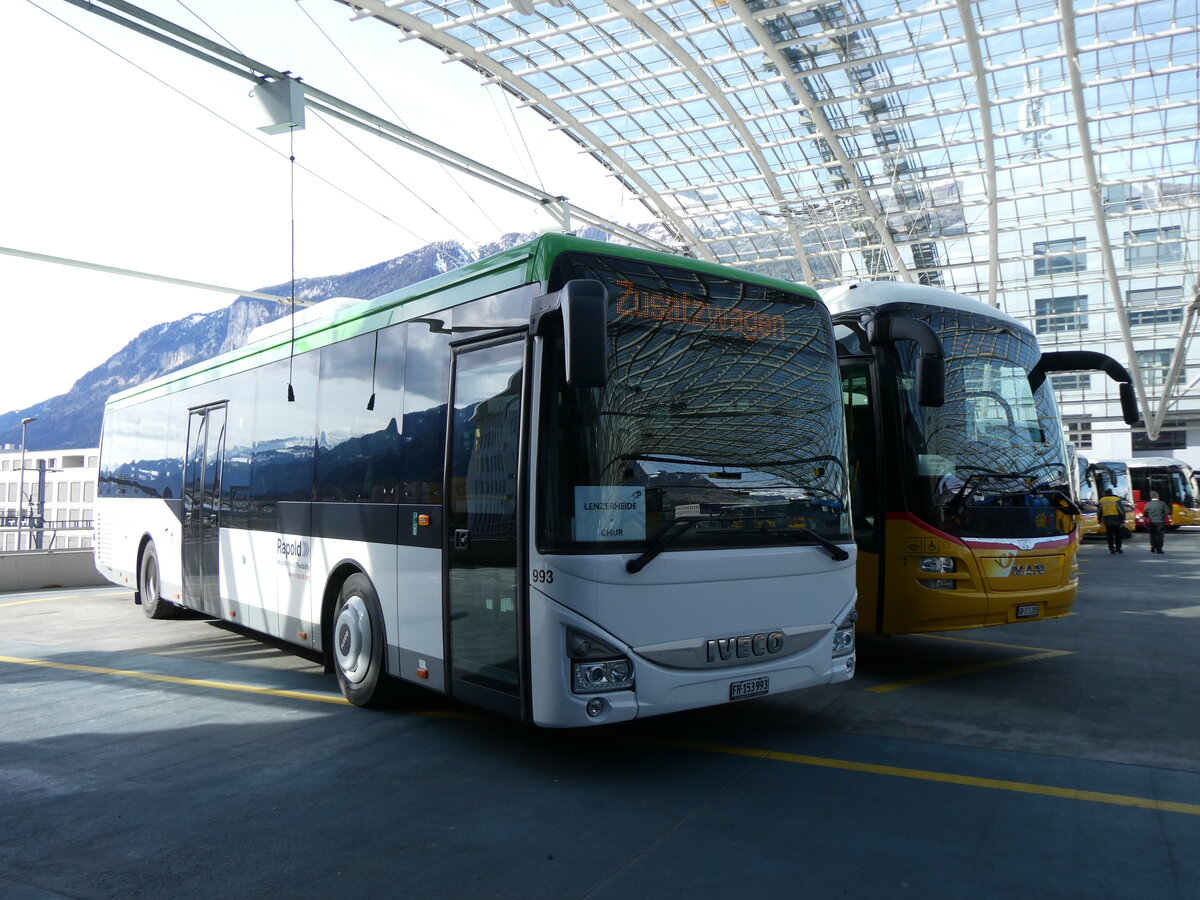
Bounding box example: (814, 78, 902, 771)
(139, 543, 175, 620)
(332, 574, 389, 707)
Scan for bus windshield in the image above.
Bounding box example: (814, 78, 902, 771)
(892, 306, 1071, 539)
(538, 253, 850, 555)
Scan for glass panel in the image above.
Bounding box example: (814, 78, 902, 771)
(538, 253, 850, 555)
(842, 363, 879, 549)
(1033, 295, 1087, 333)
(1032, 238, 1087, 276)
(890, 305, 1072, 539)
(400, 318, 451, 504)
(249, 355, 318, 530)
(447, 341, 523, 695)
(314, 330, 406, 503)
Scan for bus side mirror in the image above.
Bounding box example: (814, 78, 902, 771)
(869, 314, 945, 408)
(1119, 382, 1140, 426)
(916, 355, 945, 408)
(560, 279, 608, 388)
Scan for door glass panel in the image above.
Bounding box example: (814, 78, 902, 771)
(447, 341, 523, 695)
(183, 405, 226, 613)
(182, 411, 208, 604)
(201, 406, 226, 610)
(842, 362, 879, 549)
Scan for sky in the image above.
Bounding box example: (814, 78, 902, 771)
(0, 0, 641, 415)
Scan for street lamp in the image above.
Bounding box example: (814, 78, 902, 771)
(18, 417, 36, 551)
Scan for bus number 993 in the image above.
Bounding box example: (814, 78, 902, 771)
(531, 569, 554, 584)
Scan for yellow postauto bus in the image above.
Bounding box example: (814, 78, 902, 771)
(1079, 459, 1136, 536)
(827, 282, 1139, 635)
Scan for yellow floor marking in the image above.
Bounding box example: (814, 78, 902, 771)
(915, 633, 1066, 652)
(866, 633, 1073, 694)
(0, 593, 102, 607)
(867, 649, 1072, 693)
(0, 654, 351, 705)
(629, 735, 1200, 817)
(3, 653, 1196, 817)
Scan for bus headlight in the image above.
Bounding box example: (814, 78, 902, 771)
(572, 659, 634, 693)
(832, 610, 856, 658)
(568, 627, 634, 694)
(919, 556, 956, 589)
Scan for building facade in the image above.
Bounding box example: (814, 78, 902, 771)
(0, 447, 98, 551)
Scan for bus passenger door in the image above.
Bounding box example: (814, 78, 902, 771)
(841, 362, 885, 632)
(445, 338, 525, 720)
(183, 403, 227, 617)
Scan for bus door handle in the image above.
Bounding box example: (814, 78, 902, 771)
(454, 529, 470, 550)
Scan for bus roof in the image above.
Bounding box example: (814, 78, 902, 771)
(1108, 457, 1193, 469)
(105, 233, 820, 408)
(821, 281, 1028, 332)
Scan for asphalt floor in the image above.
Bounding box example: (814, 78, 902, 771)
(1, 528, 1198, 899)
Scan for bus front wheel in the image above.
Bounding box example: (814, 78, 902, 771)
(139, 543, 175, 620)
(332, 574, 389, 707)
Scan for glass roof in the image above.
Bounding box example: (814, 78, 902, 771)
(336, 0, 1197, 282)
(336, 0, 1198, 435)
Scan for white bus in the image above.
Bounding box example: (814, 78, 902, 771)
(95, 234, 857, 726)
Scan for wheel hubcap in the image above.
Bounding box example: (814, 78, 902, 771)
(333, 595, 371, 684)
(144, 558, 158, 599)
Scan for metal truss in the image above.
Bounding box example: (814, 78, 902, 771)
(334, 0, 1198, 440)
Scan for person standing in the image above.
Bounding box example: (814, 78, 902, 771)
(1143, 490, 1170, 554)
(1098, 487, 1125, 554)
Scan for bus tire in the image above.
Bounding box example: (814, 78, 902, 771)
(139, 542, 175, 620)
(332, 573, 389, 707)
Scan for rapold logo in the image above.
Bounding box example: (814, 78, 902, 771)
(277, 537, 311, 571)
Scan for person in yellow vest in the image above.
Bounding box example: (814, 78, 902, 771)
(1098, 488, 1125, 554)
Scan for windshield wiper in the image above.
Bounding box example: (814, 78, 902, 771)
(625, 517, 850, 573)
(1038, 488, 1080, 516)
(626, 518, 700, 573)
(788, 529, 851, 561)
(956, 463, 1065, 484)
(945, 466, 1074, 515)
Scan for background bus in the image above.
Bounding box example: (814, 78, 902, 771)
(1111, 457, 1199, 529)
(827, 281, 1138, 636)
(94, 234, 857, 726)
(1080, 459, 1136, 536)
(1068, 446, 1099, 536)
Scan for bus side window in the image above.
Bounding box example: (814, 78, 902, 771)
(400, 319, 451, 504)
(249, 354, 318, 530)
(315, 329, 408, 504)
